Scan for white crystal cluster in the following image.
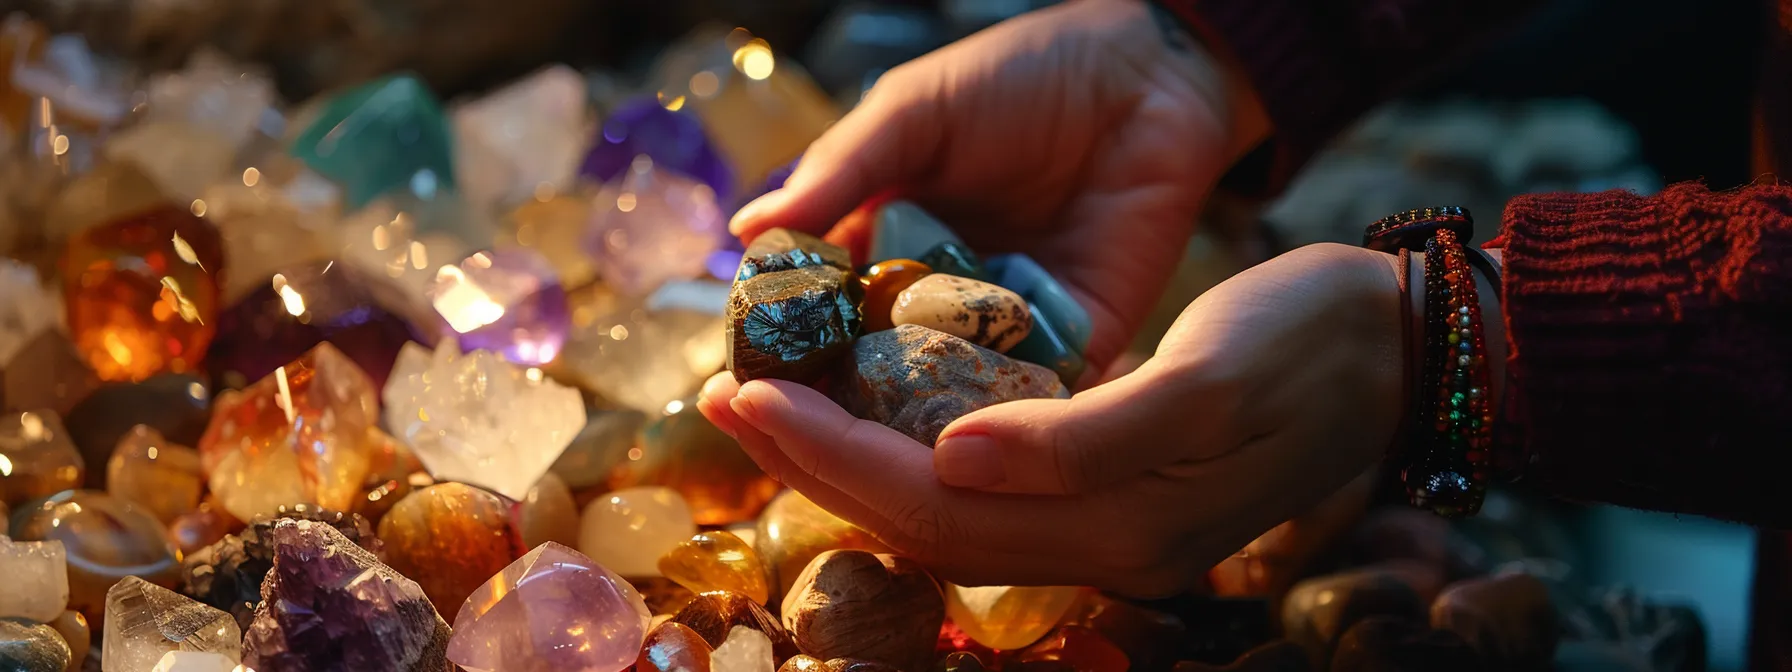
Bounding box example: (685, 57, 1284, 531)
(383, 338, 586, 500)
(0, 537, 69, 622)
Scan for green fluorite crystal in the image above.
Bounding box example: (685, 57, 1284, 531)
(291, 74, 455, 209)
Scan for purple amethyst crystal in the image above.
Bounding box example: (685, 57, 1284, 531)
(182, 507, 384, 629)
(209, 261, 439, 390)
(427, 247, 570, 366)
(580, 97, 735, 204)
(242, 519, 450, 672)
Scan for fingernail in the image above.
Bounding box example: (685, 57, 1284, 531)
(729, 394, 760, 425)
(935, 434, 1006, 488)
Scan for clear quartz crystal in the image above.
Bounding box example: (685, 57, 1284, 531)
(583, 157, 725, 297)
(556, 280, 726, 414)
(382, 338, 586, 500)
(336, 191, 494, 303)
(151, 651, 251, 672)
(0, 537, 69, 622)
(103, 576, 243, 672)
(452, 65, 590, 213)
(0, 259, 59, 364)
(197, 170, 336, 303)
(708, 625, 774, 672)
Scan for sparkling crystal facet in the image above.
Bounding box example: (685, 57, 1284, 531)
(382, 339, 585, 500)
(290, 74, 455, 209)
(944, 585, 1082, 651)
(0, 537, 68, 622)
(446, 542, 652, 672)
(198, 343, 381, 521)
(377, 482, 525, 614)
(0, 410, 83, 506)
(658, 531, 770, 605)
(102, 576, 242, 672)
(579, 486, 698, 578)
(584, 159, 726, 297)
(453, 65, 589, 213)
(181, 506, 382, 630)
(107, 425, 204, 523)
(60, 204, 224, 382)
(428, 247, 569, 366)
(580, 97, 734, 204)
(556, 281, 727, 415)
(333, 191, 498, 302)
(8, 490, 180, 628)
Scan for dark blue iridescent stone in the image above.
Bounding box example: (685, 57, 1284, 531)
(727, 265, 863, 384)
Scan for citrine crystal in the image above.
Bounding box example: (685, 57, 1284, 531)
(944, 585, 1082, 651)
(658, 531, 771, 605)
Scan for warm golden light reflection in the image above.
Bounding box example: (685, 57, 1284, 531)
(159, 277, 203, 323)
(609, 324, 629, 340)
(274, 365, 295, 423)
(51, 133, 67, 155)
(409, 241, 428, 270)
(0, 453, 12, 477)
(616, 192, 637, 213)
(733, 40, 776, 81)
(432, 265, 507, 333)
(19, 412, 43, 439)
(525, 368, 543, 382)
(243, 167, 261, 187)
(662, 95, 687, 112)
(278, 284, 307, 317)
(664, 399, 685, 415)
(371, 223, 392, 251)
(690, 71, 721, 98)
(190, 199, 207, 217)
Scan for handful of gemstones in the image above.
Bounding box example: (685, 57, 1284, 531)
(726, 203, 1090, 446)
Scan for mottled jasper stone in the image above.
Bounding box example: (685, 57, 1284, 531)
(727, 264, 862, 384)
(241, 520, 451, 672)
(891, 274, 1030, 353)
(1016, 625, 1129, 672)
(377, 483, 525, 615)
(1331, 617, 1485, 672)
(639, 622, 715, 672)
(1172, 640, 1310, 672)
(835, 325, 1067, 447)
(782, 551, 943, 672)
(1282, 567, 1428, 668)
(1429, 571, 1558, 670)
(0, 619, 70, 672)
(8, 490, 179, 629)
(755, 490, 890, 603)
(181, 506, 382, 629)
(736, 229, 852, 281)
(859, 259, 932, 333)
(672, 592, 800, 663)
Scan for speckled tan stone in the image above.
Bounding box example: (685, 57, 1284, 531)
(891, 274, 1031, 352)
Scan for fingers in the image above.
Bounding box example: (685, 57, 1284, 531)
(729, 67, 944, 240)
(933, 357, 1231, 495)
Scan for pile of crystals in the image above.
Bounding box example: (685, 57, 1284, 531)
(0, 10, 1710, 672)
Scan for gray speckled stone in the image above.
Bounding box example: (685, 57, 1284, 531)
(0, 619, 70, 672)
(835, 325, 1066, 447)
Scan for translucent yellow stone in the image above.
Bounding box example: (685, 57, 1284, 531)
(754, 490, 888, 602)
(944, 585, 1083, 651)
(658, 531, 771, 605)
(107, 425, 204, 523)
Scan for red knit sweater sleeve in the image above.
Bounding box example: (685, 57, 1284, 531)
(1155, 0, 1542, 193)
(1491, 183, 1792, 529)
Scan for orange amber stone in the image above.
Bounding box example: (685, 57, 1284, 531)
(377, 482, 525, 615)
(859, 259, 932, 332)
(60, 204, 223, 382)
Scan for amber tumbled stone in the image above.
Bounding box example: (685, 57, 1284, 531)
(859, 259, 932, 332)
(60, 205, 223, 382)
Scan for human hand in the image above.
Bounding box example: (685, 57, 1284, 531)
(699, 243, 1407, 596)
(729, 0, 1268, 378)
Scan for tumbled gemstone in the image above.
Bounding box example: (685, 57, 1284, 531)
(198, 343, 381, 521)
(0, 537, 67, 622)
(611, 398, 779, 526)
(428, 247, 569, 366)
(209, 260, 437, 391)
(241, 519, 452, 672)
(0, 618, 70, 672)
(167, 500, 243, 557)
(579, 487, 698, 578)
(859, 259, 932, 333)
(446, 542, 652, 672)
(870, 202, 962, 265)
(983, 255, 1091, 382)
(580, 97, 734, 205)
(640, 622, 715, 672)
(59, 204, 224, 382)
(916, 242, 990, 284)
(378, 482, 524, 615)
(944, 585, 1083, 651)
(64, 374, 210, 489)
(835, 325, 1067, 447)
(754, 490, 890, 603)
(781, 550, 944, 672)
(452, 65, 589, 213)
(8, 490, 179, 628)
(892, 274, 1031, 352)
(779, 655, 826, 672)
(584, 158, 727, 296)
(0, 410, 83, 506)
(710, 626, 776, 672)
(382, 339, 586, 500)
(107, 425, 203, 522)
(673, 592, 798, 663)
(47, 610, 88, 671)
(1282, 566, 1427, 668)
(550, 407, 646, 491)
(726, 265, 862, 384)
(658, 531, 770, 605)
(290, 74, 455, 209)
(102, 576, 242, 671)
(515, 472, 581, 550)
(554, 281, 727, 416)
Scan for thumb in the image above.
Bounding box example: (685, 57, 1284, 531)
(729, 69, 944, 239)
(933, 357, 1228, 494)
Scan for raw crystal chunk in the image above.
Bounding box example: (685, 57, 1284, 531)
(446, 542, 652, 672)
(579, 487, 698, 577)
(658, 531, 770, 604)
(382, 339, 585, 500)
(197, 174, 337, 305)
(735, 229, 851, 281)
(107, 425, 204, 522)
(209, 260, 437, 390)
(891, 274, 1031, 352)
(290, 74, 455, 209)
(0, 410, 83, 506)
(555, 281, 727, 416)
(506, 192, 599, 289)
(0, 618, 70, 672)
(428, 248, 570, 366)
(0, 260, 58, 366)
(609, 397, 779, 526)
(710, 626, 776, 672)
(781, 551, 943, 672)
(945, 585, 1082, 651)
(182, 506, 382, 629)
(198, 343, 381, 521)
(859, 259, 932, 333)
(584, 158, 727, 296)
(60, 204, 224, 382)
(515, 473, 581, 550)
(835, 325, 1066, 447)
(580, 97, 734, 204)
(453, 65, 590, 212)
(377, 482, 524, 614)
(102, 576, 242, 671)
(151, 651, 250, 672)
(755, 491, 890, 603)
(8, 490, 179, 627)
(241, 519, 451, 672)
(727, 265, 861, 384)
(333, 191, 495, 302)
(0, 538, 67, 622)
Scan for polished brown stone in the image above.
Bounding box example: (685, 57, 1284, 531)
(727, 265, 862, 385)
(612, 400, 780, 526)
(59, 204, 224, 382)
(859, 259, 931, 333)
(639, 621, 715, 672)
(167, 498, 245, 557)
(633, 576, 700, 617)
(1282, 567, 1427, 668)
(7, 490, 180, 629)
(755, 490, 890, 603)
(672, 591, 800, 664)
(782, 550, 942, 672)
(835, 325, 1066, 447)
(0, 410, 83, 507)
(515, 472, 581, 550)
(376, 482, 525, 615)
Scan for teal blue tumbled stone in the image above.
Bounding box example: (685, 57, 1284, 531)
(870, 201, 961, 262)
(291, 74, 456, 209)
(1005, 302, 1087, 386)
(985, 254, 1092, 353)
